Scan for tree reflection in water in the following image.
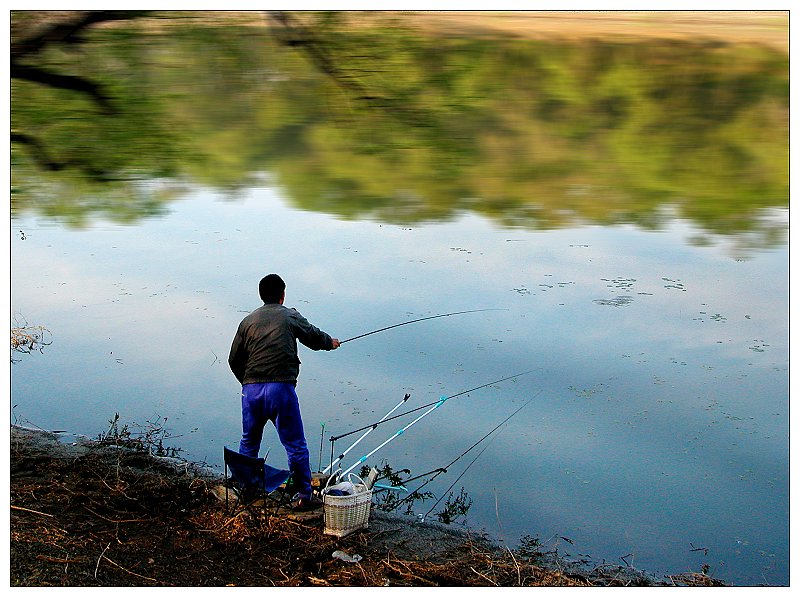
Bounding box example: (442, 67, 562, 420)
(11, 11, 788, 249)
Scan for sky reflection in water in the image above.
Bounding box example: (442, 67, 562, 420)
(11, 186, 787, 585)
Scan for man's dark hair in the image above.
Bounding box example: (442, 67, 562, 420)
(259, 274, 286, 304)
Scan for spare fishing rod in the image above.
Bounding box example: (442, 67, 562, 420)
(326, 370, 535, 473)
(339, 395, 451, 477)
(390, 393, 538, 511)
(322, 393, 411, 475)
(334, 370, 536, 477)
(340, 308, 507, 344)
(400, 394, 537, 485)
(421, 437, 496, 522)
(329, 370, 536, 445)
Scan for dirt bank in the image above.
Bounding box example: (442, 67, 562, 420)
(388, 11, 789, 52)
(9, 425, 725, 587)
(90, 10, 788, 53)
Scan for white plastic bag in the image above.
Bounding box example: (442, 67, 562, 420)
(324, 481, 356, 495)
(332, 550, 362, 563)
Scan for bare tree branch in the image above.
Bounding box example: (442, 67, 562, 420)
(11, 132, 65, 171)
(11, 10, 151, 59)
(12, 131, 118, 181)
(11, 64, 115, 113)
(266, 11, 380, 101)
(10, 11, 153, 113)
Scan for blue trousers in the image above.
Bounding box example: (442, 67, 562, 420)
(239, 382, 312, 498)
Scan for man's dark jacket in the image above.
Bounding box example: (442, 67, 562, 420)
(229, 303, 335, 385)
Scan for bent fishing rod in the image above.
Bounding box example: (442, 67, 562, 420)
(340, 308, 507, 344)
(332, 370, 536, 477)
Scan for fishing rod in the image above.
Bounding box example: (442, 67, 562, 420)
(336, 370, 536, 477)
(317, 422, 326, 472)
(329, 370, 536, 445)
(339, 395, 449, 476)
(389, 394, 537, 511)
(322, 393, 411, 475)
(421, 438, 496, 522)
(340, 309, 507, 344)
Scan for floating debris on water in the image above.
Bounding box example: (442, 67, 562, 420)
(662, 278, 687, 291)
(694, 312, 727, 323)
(593, 296, 634, 307)
(568, 383, 606, 398)
(601, 277, 636, 290)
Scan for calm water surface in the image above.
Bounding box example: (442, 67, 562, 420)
(11, 188, 788, 585)
(10, 15, 788, 586)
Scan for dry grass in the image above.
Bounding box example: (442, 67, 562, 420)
(11, 426, 716, 587)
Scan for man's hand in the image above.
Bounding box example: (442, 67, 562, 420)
(331, 338, 341, 349)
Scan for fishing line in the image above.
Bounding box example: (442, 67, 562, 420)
(330, 370, 536, 444)
(390, 393, 538, 510)
(339, 397, 449, 476)
(421, 435, 498, 522)
(340, 308, 507, 344)
(330, 400, 439, 443)
(336, 370, 536, 477)
(322, 393, 411, 475)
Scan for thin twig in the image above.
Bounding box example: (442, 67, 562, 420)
(494, 488, 505, 542)
(11, 504, 54, 517)
(470, 566, 499, 586)
(37, 554, 85, 564)
(367, 526, 404, 540)
(101, 554, 160, 583)
(83, 505, 152, 524)
(506, 546, 522, 586)
(220, 509, 249, 528)
(95, 542, 111, 579)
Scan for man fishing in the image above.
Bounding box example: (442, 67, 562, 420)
(229, 274, 340, 511)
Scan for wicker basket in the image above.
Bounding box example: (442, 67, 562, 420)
(322, 474, 373, 537)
